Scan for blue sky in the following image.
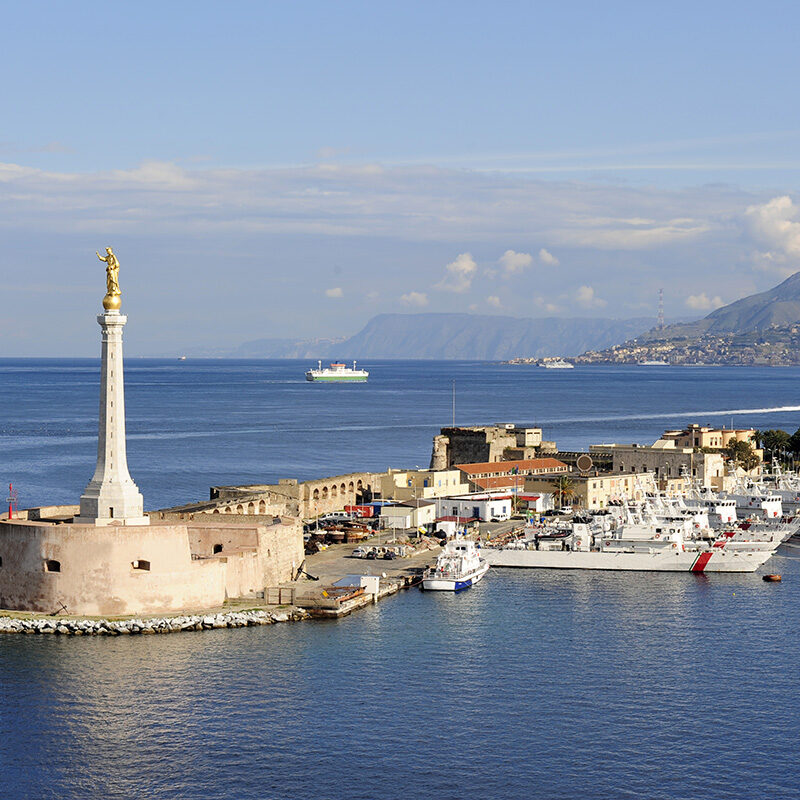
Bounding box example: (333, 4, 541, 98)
(4, 1, 800, 354)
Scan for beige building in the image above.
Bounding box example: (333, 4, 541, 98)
(525, 471, 657, 510)
(660, 424, 762, 457)
(380, 469, 471, 502)
(380, 500, 438, 530)
(591, 442, 726, 489)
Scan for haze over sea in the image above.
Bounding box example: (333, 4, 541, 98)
(1, 359, 799, 800)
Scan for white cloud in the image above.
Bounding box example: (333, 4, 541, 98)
(498, 249, 533, 275)
(553, 219, 710, 250)
(686, 292, 724, 311)
(435, 252, 477, 293)
(400, 291, 428, 307)
(745, 196, 800, 275)
(575, 285, 607, 308)
(325, 287, 343, 298)
(538, 248, 559, 266)
(486, 295, 502, 308)
(533, 296, 562, 314)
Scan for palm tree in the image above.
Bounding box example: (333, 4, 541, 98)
(554, 475, 575, 508)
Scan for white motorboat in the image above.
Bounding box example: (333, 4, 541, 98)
(541, 358, 574, 369)
(422, 537, 489, 591)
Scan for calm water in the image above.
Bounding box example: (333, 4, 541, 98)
(1, 359, 800, 799)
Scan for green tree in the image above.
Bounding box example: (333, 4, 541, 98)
(790, 427, 800, 455)
(724, 439, 760, 472)
(759, 429, 790, 463)
(554, 475, 575, 507)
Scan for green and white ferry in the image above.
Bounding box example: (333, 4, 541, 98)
(305, 360, 369, 382)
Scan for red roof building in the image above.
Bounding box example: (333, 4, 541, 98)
(455, 458, 569, 491)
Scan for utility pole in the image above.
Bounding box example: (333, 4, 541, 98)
(658, 288, 665, 331)
(452, 380, 456, 427)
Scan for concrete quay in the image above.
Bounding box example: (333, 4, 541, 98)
(286, 533, 442, 617)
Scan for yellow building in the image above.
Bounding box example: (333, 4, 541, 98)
(659, 424, 761, 455)
(379, 469, 472, 502)
(525, 471, 657, 510)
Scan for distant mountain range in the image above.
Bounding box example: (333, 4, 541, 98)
(187, 272, 800, 362)
(217, 313, 665, 360)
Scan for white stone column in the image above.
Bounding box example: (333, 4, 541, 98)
(75, 310, 148, 526)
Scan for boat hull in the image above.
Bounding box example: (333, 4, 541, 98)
(305, 374, 368, 382)
(484, 547, 772, 572)
(422, 561, 489, 591)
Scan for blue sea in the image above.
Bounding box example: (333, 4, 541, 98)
(1, 359, 800, 799)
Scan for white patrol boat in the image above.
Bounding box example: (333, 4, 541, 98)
(721, 488, 783, 520)
(484, 516, 776, 573)
(422, 537, 489, 591)
(305, 360, 369, 382)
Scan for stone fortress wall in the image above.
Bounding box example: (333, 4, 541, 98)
(430, 425, 556, 471)
(161, 471, 381, 520)
(0, 514, 303, 617)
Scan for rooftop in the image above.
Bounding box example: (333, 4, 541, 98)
(455, 458, 568, 474)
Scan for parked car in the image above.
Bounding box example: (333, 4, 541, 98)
(351, 546, 369, 558)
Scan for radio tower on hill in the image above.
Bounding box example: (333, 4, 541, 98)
(658, 288, 665, 331)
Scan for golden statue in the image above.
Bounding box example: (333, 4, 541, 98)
(97, 247, 122, 310)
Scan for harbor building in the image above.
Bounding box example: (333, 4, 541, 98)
(0, 252, 303, 616)
(590, 443, 726, 487)
(525, 471, 657, 510)
(430, 424, 557, 470)
(380, 469, 472, 502)
(435, 492, 513, 522)
(380, 499, 438, 530)
(455, 457, 569, 492)
(660, 424, 760, 454)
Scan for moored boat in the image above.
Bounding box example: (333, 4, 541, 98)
(484, 516, 777, 573)
(422, 537, 489, 591)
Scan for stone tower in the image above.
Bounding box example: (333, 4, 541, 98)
(75, 282, 148, 525)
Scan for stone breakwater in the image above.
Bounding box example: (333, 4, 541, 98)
(0, 608, 309, 636)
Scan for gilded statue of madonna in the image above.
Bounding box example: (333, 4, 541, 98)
(97, 247, 122, 310)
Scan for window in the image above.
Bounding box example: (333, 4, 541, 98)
(213, 544, 223, 554)
(45, 559, 61, 572)
(132, 560, 150, 571)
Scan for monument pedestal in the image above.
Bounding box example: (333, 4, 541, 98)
(75, 309, 149, 527)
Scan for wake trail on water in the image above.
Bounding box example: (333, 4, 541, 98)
(543, 405, 800, 424)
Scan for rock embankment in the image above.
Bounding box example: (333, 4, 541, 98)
(0, 608, 309, 636)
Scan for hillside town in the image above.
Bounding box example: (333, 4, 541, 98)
(574, 324, 800, 366)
